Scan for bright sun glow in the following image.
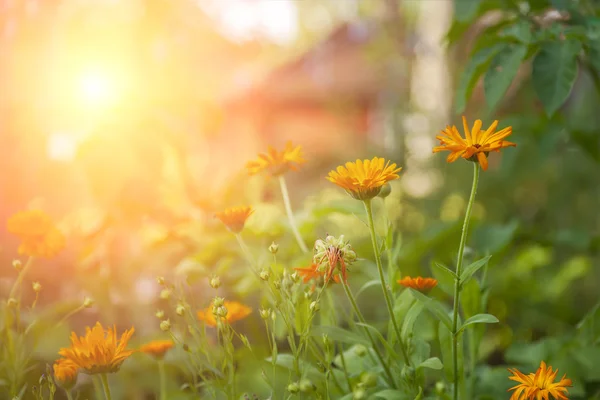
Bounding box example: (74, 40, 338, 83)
(79, 71, 117, 107)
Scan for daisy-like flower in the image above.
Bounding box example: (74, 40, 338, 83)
(313, 235, 357, 283)
(433, 116, 516, 171)
(215, 206, 254, 234)
(197, 300, 252, 327)
(508, 361, 572, 400)
(139, 340, 174, 360)
(294, 263, 341, 284)
(327, 157, 401, 201)
(398, 276, 438, 293)
(59, 322, 135, 374)
(7, 209, 65, 258)
(53, 358, 79, 389)
(246, 141, 306, 177)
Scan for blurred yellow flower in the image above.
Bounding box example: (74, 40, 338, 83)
(433, 116, 515, 171)
(59, 322, 135, 374)
(215, 206, 254, 234)
(197, 301, 252, 327)
(246, 141, 306, 176)
(139, 340, 174, 360)
(7, 210, 65, 258)
(398, 276, 438, 293)
(508, 361, 572, 400)
(53, 358, 79, 389)
(327, 157, 401, 200)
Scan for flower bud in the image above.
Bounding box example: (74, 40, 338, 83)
(299, 379, 315, 393)
(183, 344, 190, 352)
(83, 297, 94, 308)
(353, 388, 367, 400)
(176, 304, 186, 316)
(309, 301, 320, 312)
(12, 259, 22, 271)
(435, 381, 446, 394)
(322, 334, 330, 347)
(7, 298, 17, 308)
(259, 308, 271, 320)
(259, 269, 271, 281)
(215, 305, 228, 318)
(209, 276, 221, 289)
(32, 282, 42, 293)
(268, 242, 279, 254)
(213, 296, 224, 307)
(156, 276, 166, 285)
(155, 310, 165, 319)
(160, 289, 171, 300)
(273, 280, 281, 290)
(377, 182, 392, 198)
(160, 319, 171, 332)
(290, 271, 300, 283)
(287, 382, 299, 394)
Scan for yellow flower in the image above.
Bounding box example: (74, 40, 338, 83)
(508, 361, 572, 400)
(197, 300, 252, 327)
(246, 141, 306, 176)
(7, 210, 65, 258)
(215, 206, 254, 233)
(59, 322, 135, 374)
(433, 116, 516, 171)
(398, 276, 438, 293)
(139, 340, 174, 360)
(326, 157, 401, 200)
(53, 358, 79, 389)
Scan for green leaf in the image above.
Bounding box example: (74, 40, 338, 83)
(409, 289, 452, 330)
(457, 313, 499, 335)
(431, 262, 457, 296)
(532, 40, 581, 116)
(455, 44, 506, 113)
(374, 390, 410, 400)
(438, 322, 454, 382)
(460, 255, 492, 283)
(310, 326, 370, 346)
(588, 40, 600, 74)
(461, 279, 481, 320)
(484, 43, 528, 111)
(355, 322, 401, 361)
(401, 302, 424, 342)
(355, 279, 381, 300)
(418, 357, 444, 370)
(454, 0, 481, 22)
(498, 20, 532, 44)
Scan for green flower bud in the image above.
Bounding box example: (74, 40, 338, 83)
(155, 309, 165, 319)
(160, 288, 171, 300)
(213, 296, 225, 307)
(259, 269, 271, 281)
(377, 182, 392, 198)
(176, 304, 185, 316)
(269, 242, 279, 254)
(209, 276, 221, 289)
(160, 319, 171, 332)
(354, 344, 367, 357)
(309, 301, 320, 312)
(353, 388, 367, 400)
(299, 379, 315, 393)
(287, 382, 299, 394)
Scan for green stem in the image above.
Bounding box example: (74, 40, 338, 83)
(56, 304, 85, 327)
(278, 176, 308, 253)
(158, 360, 167, 400)
(452, 163, 480, 400)
(340, 279, 396, 388)
(100, 373, 112, 400)
(65, 391, 74, 400)
(363, 199, 411, 365)
(8, 256, 34, 300)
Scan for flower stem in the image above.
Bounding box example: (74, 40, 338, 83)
(340, 279, 396, 388)
(100, 373, 112, 400)
(278, 176, 308, 253)
(452, 163, 480, 400)
(65, 391, 74, 400)
(363, 199, 411, 365)
(158, 360, 167, 400)
(8, 256, 34, 300)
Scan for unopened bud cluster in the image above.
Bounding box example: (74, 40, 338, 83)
(314, 235, 357, 267)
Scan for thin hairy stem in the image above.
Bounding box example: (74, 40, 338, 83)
(278, 176, 308, 253)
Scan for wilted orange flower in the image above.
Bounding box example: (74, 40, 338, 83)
(327, 157, 401, 200)
(508, 361, 572, 400)
(295, 263, 341, 286)
(398, 276, 438, 293)
(246, 141, 306, 176)
(59, 322, 135, 374)
(197, 301, 252, 327)
(53, 358, 79, 389)
(215, 206, 254, 233)
(433, 116, 515, 171)
(139, 340, 174, 360)
(7, 210, 65, 258)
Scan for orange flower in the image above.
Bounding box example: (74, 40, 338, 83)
(327, 157, 401, 200)
(294, 263, 341, 285)
(398, 276, 438, 293)
(197, 301, 252, 327)
(53, 358, 79, 389)
(508, 361, 572, 400)
(246, 141, 306, 176)
(433, 116, 516, 171)
(139, 340, 174, 360)
(59, 322, 135, 374)
(7, 210, 65, 258)
(215, 206, 254, 234)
